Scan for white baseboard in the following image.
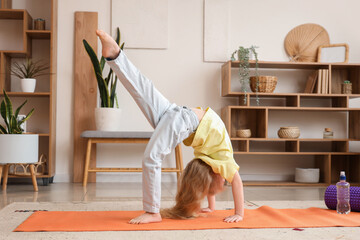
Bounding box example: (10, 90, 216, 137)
(54, 173, 293, 183)
(53, 173, 177, 183)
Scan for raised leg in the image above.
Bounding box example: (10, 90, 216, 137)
(83, 139, 92, 187)
(29, 164, 38, 192)
(97, 30, 172, 129)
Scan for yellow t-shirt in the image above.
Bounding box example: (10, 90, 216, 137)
(183, 107, 239, 183)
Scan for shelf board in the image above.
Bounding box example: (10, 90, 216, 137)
(0, 51, 28, 57)
(231, 138, 354, 141)
(228, 106, 360, 111)
(0, 92, 50, 97)
(243, 181, 328, 186)
(8, 174, 52, 179)
(38, 133, 50, 137)
(223, 92, 360, 98)
(0, 9, 24, 19)
(233, 152, 360, 155)
(22, 133, 49, 136)
(26, 30, 51, 39)
(228, 60, 360, 69)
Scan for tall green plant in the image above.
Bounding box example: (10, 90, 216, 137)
(231, 46, 259, 104)
(83, 28, 125, 108)
(0, 90, 34, 134)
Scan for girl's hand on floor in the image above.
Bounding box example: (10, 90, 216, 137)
(201, 207, 213, 213)
(223, 214, 243, 223)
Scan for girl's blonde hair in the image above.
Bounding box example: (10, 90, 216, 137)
(160, 158, 217, 219)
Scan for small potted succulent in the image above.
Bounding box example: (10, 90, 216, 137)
(341, 80, 352, 94)
(83, 27, 125, 131)
(10, 58, 49, 93)
(0, 90, 38, 164)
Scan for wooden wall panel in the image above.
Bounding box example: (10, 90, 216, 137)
(73, 12, 98, 182)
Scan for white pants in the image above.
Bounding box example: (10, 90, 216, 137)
(107, 52, 199, 213)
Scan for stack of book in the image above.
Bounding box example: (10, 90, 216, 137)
(304, 69, 330, 94)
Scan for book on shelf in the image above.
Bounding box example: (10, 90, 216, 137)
(312, 69, 329, 94)
(304, 71, 318, 93)
(324, 69, 329, 93)
(322, 69, 326, 93)
(316, 69, 322, 93)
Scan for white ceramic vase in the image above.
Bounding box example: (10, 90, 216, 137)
(0, 134, 39, 164)
(21, 78, 36, 92)
(94, 107, 122, 131)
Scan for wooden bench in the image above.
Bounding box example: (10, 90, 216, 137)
(81, 131, 184, 187)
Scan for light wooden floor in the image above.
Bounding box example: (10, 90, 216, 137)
(0, 182, 326, 210)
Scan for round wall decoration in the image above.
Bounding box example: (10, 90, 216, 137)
(284, 23, 330, 62)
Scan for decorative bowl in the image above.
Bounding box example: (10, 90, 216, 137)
(236, 129, 251, 138)
(277, 126, 300, 139)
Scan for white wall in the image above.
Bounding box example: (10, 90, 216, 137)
(55, 0, 360, 182)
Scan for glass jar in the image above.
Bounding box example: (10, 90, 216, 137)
(323, 128, 333, 139)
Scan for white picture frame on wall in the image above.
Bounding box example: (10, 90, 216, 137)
(317, 43, 349, 63)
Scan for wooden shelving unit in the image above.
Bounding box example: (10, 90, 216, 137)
(221, 60, 360, 186)
(0, 0, 57, 185)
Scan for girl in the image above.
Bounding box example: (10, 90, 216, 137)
(96, 30, 244, 224)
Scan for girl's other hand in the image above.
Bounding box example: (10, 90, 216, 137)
(223, 214, 243, 223)
(200, 207, 213, 213)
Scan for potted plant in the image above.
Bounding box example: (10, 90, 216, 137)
(231, 46, 260, 104)
(0, 90, 38, 164)
(10, 58, 49, 93)
(83, 27, 125, 131)
(341, 80, 352, 94)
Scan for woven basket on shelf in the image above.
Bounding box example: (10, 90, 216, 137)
(277, 127, 300, 139)
(236, 129, 251, 138)
(250, 76, 277, 93)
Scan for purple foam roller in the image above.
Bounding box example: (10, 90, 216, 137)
(324, 185, 360, 212)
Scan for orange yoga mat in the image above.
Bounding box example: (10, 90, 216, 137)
(14, 206, 360, 232)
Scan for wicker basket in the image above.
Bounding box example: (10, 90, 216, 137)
(277, 127, 300, 139)
(250, 76, 277, 93)
(236, 129, 251, 138)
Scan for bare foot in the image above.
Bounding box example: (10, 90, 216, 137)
(96, 29, 120, 59)
(129, 212, 162, 224)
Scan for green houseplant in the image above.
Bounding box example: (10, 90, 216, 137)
(10, 58, 49, 93)
(0, 90, 34, 134)
(83, 27, 124, 108)
(82, 28, 125, 131)
(0, 90, 39, 165)
(231, 46, 259, 104)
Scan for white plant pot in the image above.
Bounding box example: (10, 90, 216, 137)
(0, 134, 39, 164)
(295, 168, 320, 183)
(21, 78, 36, 92)
(94, 107, 122, 131)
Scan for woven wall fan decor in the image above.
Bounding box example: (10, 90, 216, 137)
(284, 23, 330, 62)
